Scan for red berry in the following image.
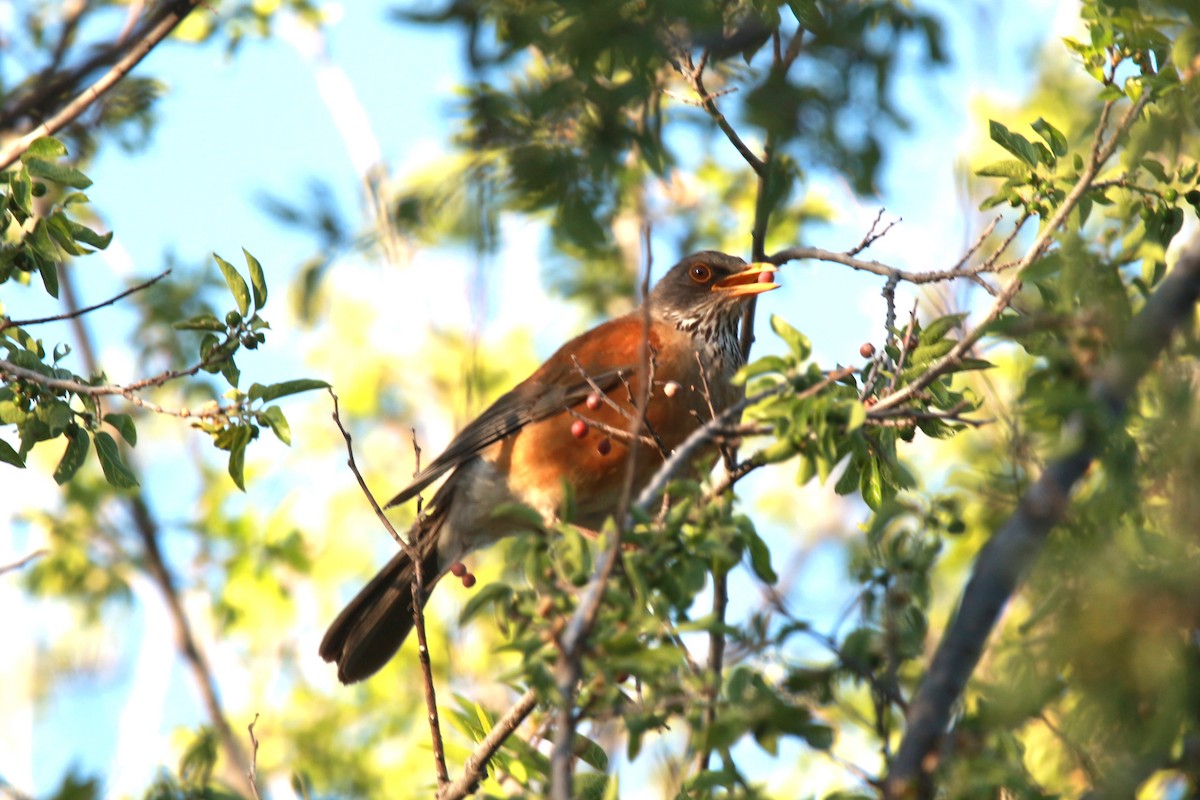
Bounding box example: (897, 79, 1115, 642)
(860, 342, 876, 358)
(758, 269, 775, 284)
(449, 561, 466, 577)
(585, 393, 602, 410)
(462, 573, 477, 588)
(571, 420, 588, 439)
(597, 438, 612, 456)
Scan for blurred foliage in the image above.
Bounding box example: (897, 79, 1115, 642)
(4, 0, 1200, 799)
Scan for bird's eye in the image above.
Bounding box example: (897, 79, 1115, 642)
(688, 264, 712, 284)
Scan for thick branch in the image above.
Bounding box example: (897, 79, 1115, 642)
(884, 233, 1200, 798)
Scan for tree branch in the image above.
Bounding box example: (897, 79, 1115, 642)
(870, 93, 1151, 415)
(883, 232, 1200, 798)
(0, 0, 202, 170)
(437, 688, 539, 800)
(328, 391, 449, 789)
(0, 269, 170, 333)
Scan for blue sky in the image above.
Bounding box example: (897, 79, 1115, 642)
(0, 0, 1082, 795)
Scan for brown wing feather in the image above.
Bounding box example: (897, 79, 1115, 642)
(384, 316, 647, 509)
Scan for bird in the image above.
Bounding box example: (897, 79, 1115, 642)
(320, 251, 778, 683)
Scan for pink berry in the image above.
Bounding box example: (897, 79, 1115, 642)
(462, 573, 477, 588)
(860, 343, 876, 358)
(585, 393, 602, 410)
(571, 420, 588, 439)
(663, 381, 680, 398)
(449, 561, 466, 577)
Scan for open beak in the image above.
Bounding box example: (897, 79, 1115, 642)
(712, 262, 780, 297)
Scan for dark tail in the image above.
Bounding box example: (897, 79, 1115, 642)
(319, 529, 442, 684)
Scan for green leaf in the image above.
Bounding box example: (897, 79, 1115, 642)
(173, 314, 226, 332)
(744, 529, 778, 584)
(247, 378, 330, 403)
(23, 158, 92, 189)
(23, 137, 67, 160)
(459, 582, 512, 623)
(262, 406, 291, 445)
(573, 733, 609, 771)
(225, 424, 253, 490)
(244, 249, 268, 310)
(0, 437, 25, 467)
(988, 120, 1039, 167)
(787, 0, 823, 30)
(769, 314, 811, 360)
(1140, 158, 1169, 183)
(213, 254, 251, 316)
(38, 258, 59, 298)
(104, 413, 137, 446)
(919, 313, 968, 344)
(1031, 117, 1068, 157)
(54, 426, 90, 484)
(68, 220, 113, 250)
(846, 400, 866, 432)
(860, 458, 883, 510)
(93, 431, 139, 488)
(975, 159, 1030, 179)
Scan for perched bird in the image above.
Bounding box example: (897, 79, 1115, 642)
(320, 251, 778, 683)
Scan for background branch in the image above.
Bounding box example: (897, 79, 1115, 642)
(884, 233, 1200, 798)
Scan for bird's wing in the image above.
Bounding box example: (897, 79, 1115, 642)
(384, 365, 631, 509)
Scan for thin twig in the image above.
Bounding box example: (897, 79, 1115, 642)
(437, 689, 539, 800)
(884, 232, 1200, 798)
(0, 549, 48, 576)
(675, 50, 765, 176)
(0, 270, 170, 333)
(872, 93, 1151, 415)
(329, 391, 449, 788)
(246, 714, 262, 800)
(0, 0, 203, 170)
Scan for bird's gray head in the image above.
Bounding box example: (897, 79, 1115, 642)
(647, 250, 778, 351)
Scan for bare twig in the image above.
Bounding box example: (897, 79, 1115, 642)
(884, 233, 1200, 798)
(329, 391, 449, 789)
(247, 714, 262, 800)
(675, 50, 766, 176)
(847, 209, 901, 256)
(0, 270, 170, 333)
(437, 689, 539, 800)
(0, 352, 237, 419)
(0, 549, 48, 576)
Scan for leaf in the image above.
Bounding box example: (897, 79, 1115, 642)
(573, 733, 609, 771)
(213, 254, 250, 316)
(173, 314, 226, 332)
(744, 529, 778, 584)
(787, 0, 823, 30)
(225, 424, 253, 490)
(23, 137, 67, 160)
(93, 431, 139, 488)
(846, 400, 866, 432)
(769, 314, 811, 360)
(68, 220, 113, 250)
(104, 413, 138, 446)
(988, 120, 1038, 167)
(244, 249, 268, 310)
(975, 159, 1030, 179)
(38, 258, 59, 298)
(0, 437, 25, 467)
(919, 313, 968, 343)
(1140, 158, 1169, 183)
(1031, 117, 1068, 157)
(459, 582, 511, 623)
(247, 378, 330, 403)
(860, 458, 883, 510)
(261, 406, 291, 445)
(23, 158, 92, 189)
(54, 426, 90, 484)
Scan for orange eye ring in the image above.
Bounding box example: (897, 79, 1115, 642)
(688, 264, 712, 284)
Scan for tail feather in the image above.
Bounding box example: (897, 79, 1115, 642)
(319, 529, 443, 684)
